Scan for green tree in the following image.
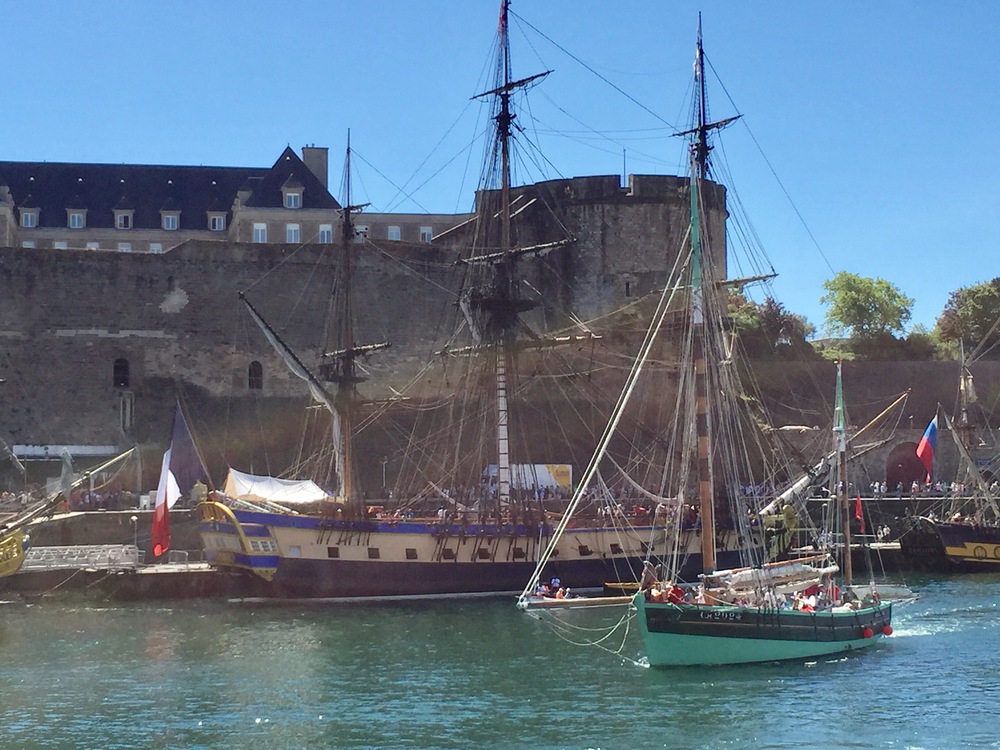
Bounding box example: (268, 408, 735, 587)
(935, 278, 1000, 357)
(730, 294, 815, 357)
(820, 272, 913, 341)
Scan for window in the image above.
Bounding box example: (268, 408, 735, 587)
(419, 226, 433, 243)
(209, 214, 226, 232)
(115, 211, 132, 230)
(284, 192, 301, 209)
(20, 211, 37, 228)
(354, 225, 369, 244)
(149, 243, 163, 254)
(285, 223, 300, 243)
(113, 358, 130, 389)
(86, 242, 100, 250)
(118, 242, 132, 252)
(319, 224, 333, 243)
(252, 223, 267, 243)
(69, 212, 85, 229)
(248, 361, 263, 390)
(53, 241, 68, 249)
(387, 225, 401, 241)
(162, 213, 179, 231)
(21, 241, 35, 248)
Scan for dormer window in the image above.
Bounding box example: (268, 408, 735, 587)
(208, 213, 226, 232)
(161, 212, 180, 231)
(115, 210, 134, 230)
(20, 210, 38, 228)
(68, 211, 86, 229)
(280, 175, 304, 210)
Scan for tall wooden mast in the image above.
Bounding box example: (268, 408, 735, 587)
(679, 16, 743, 575)
(468, 0, 548, 513)
(689, 16, 717, 574)
(320, 131, 389, 505)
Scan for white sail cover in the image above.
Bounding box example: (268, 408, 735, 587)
(224, 468, 328, 505)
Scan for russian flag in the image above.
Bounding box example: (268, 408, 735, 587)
(915, 415, 938, 480)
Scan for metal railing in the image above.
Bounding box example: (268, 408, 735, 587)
(19, 545, 140, 571)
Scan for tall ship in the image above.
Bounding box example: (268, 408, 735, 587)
(899, 361, 1000, 571)
(519, 18, 892, 666)
(197, 3, 760, 599)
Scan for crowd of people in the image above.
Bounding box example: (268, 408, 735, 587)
(643, 577, 876, 612)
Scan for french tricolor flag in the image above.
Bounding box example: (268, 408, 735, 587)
(915, 415, 938, 480)
(152, 404, 207, 558)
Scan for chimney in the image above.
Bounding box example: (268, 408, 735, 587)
(301, 145, 329, 189)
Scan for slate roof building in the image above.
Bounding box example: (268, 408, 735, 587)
(0, 146, 344, 252)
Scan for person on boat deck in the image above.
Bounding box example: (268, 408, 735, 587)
(667, 583, 685, 604)
(555, 587, 566, 599)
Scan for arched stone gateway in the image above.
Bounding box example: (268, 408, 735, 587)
(885, 442, 924, 491)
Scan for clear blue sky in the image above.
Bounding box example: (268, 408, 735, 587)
(5, 1, 998, 333)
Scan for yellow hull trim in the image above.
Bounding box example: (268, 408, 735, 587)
(943, 543, 1000, 564)
(198, 501, 276, 582)
(0, 529, 27, 578)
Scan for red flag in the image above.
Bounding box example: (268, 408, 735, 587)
(854, 494, 865, 535)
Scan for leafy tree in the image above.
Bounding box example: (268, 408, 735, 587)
(730, 294, 815, 357)
(901, 324, 938, 360)
(935, 278, 1000, 358)
(820, 272, 913, 341)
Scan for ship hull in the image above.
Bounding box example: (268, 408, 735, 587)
(899, 517, 1000, 572)
(199, 504, 746, 599)
(635, 595, 893, 666)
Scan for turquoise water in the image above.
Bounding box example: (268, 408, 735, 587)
(0, 575, 996, 749)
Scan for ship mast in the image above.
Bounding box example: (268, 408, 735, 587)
(688, 16, 718, 575)
(469, 0, 548, 514)
(320, 131, 390, 506)
(834, 361, 853, 586)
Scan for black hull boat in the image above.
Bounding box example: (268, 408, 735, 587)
(900, 515, 1000, 572)
(200, 505, 748, 599)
